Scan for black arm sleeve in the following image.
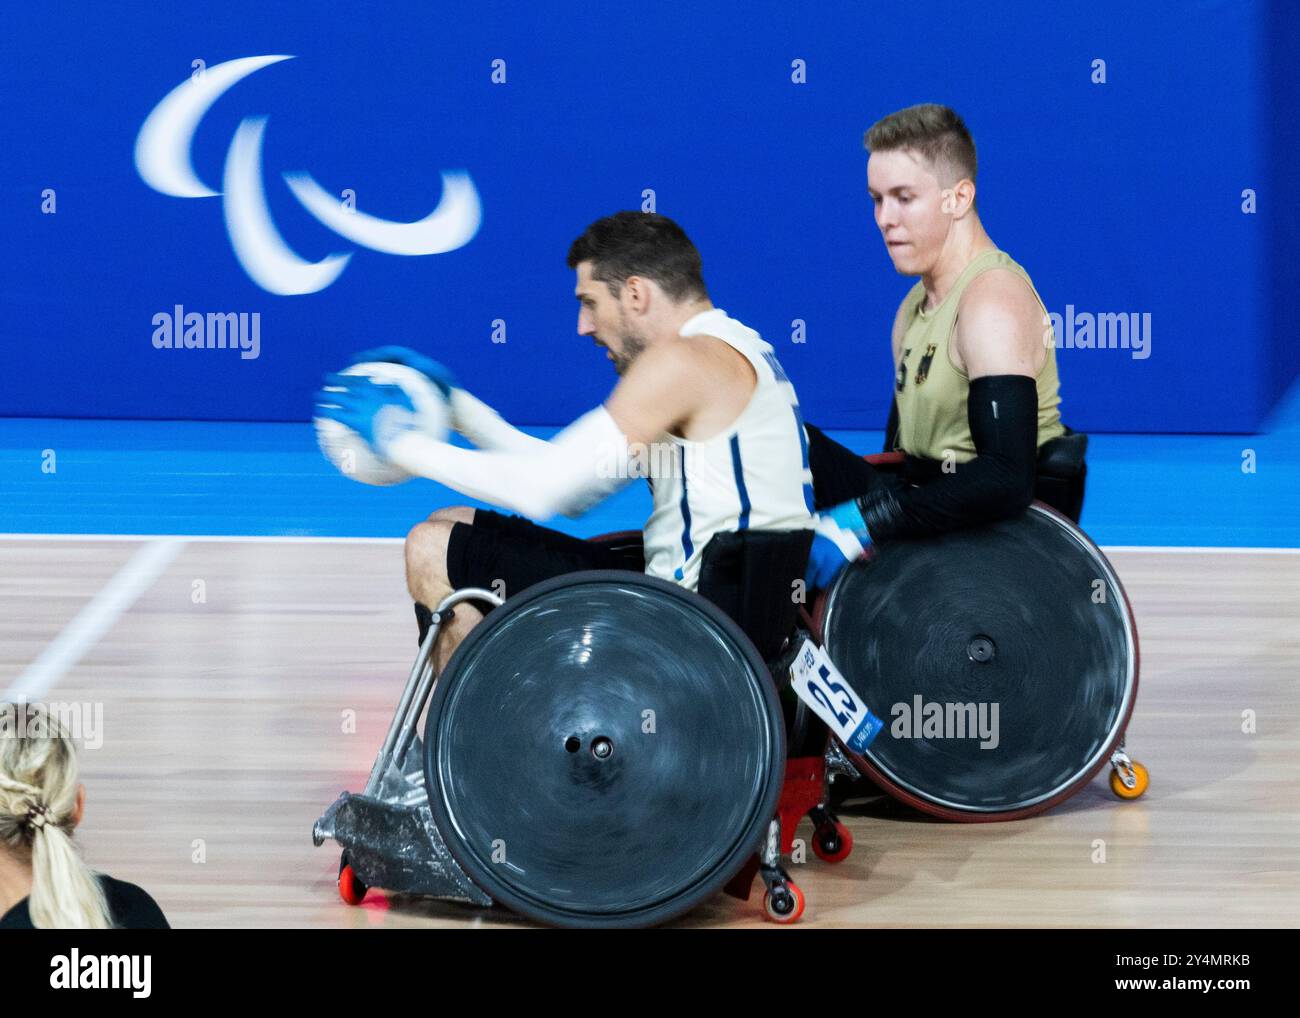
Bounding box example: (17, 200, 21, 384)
(856, 374, 1039, 541)
(804, 396, 905, 508)
(805, 422, 899, 510)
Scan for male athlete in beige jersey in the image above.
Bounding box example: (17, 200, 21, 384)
(805, 104, 1079, 585)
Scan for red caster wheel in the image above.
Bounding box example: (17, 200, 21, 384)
(337, 853, 368, 906)
(763, 882, 805, 924)
(812, 821, 853, 863)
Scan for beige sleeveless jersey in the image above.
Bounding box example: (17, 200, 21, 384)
(892, 249, 1065, 463)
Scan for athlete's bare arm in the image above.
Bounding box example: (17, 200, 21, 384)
(951, 269, 1047, 379)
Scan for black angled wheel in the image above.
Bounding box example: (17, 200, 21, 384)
(424, 570, 785, 928)
(820, 503, 1138, 821)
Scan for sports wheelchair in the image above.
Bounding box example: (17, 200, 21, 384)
(313, 448, 1146, 926)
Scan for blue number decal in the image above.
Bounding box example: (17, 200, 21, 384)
(820, 665, 859, 720)
(806, 680, 849, 726)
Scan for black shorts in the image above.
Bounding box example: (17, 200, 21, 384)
(445, 509, 640, 600)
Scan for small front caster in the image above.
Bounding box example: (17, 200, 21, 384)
(813, 820, 854, 863)
(763, 881, 806, 924)
(338, 852, 369, 905)
(1109, 746, 1149, 800)
(1109, 759, 1149, 800)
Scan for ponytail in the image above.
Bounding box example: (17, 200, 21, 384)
(0, 706, 113, 928)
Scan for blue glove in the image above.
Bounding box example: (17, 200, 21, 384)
(805, 534, 856, 590)
(314, 373, 417, 453)
(804, 513, 871, 590)
(351, 346, 458, 398)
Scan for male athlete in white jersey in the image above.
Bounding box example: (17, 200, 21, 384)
(315, 212, 844, 673)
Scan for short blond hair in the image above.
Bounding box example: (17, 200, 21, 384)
(864, 104, 977, 187)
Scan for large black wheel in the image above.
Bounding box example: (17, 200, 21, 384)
(424, 570, 785, 927)
(820, 503, 1138, 820)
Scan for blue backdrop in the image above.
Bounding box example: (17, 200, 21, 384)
(1, 0, 1293, 432)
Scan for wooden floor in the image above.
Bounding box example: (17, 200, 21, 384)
(1, 538, 1297, 928)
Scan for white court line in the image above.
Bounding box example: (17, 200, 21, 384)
(1, 533, 1298, 553)
(2, 539, 185, 702)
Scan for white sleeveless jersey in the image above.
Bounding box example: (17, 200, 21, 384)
(642, 308, 816, 590)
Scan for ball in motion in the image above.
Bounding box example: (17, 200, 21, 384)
(315, 361, 450, 485)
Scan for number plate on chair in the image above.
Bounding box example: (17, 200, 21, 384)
(789, 638, 883, 753)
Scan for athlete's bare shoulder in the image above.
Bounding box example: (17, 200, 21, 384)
(605, 337, 724, 445)
(629, 334, 729, 391)
(953, 267, 1046, 377)
(961, 265, 1039, 311)
(684, 332, 756, 386)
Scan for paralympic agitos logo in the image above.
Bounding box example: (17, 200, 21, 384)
(134, 55, 481, 295)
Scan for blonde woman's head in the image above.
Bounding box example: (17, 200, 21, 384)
(0, 703, 111, 928)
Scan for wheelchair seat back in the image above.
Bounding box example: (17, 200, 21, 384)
(696, 528, 815, 664)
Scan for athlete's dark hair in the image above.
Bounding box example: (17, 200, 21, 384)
(864, 103, 978, 187)
(567, 211, 709, 303)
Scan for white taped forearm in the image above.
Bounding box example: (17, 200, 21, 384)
(814, 513, 868, 560)
(386, 404, 634, 520)
(448, 388, 549, 455)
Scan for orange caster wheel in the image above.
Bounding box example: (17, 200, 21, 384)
(1110, 760, 1149, 800)
(763, 882, 805, 924)
(338, 853, 368, 905)
(813, 821, 853, 863)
